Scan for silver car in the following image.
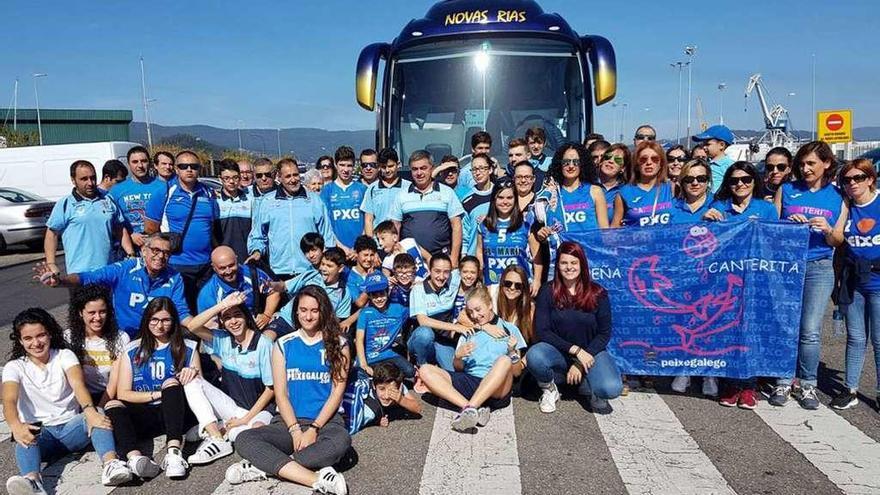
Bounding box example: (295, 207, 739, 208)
(0, 187, 54, 253)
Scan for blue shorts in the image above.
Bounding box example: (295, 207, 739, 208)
(450, 371, 510, 410)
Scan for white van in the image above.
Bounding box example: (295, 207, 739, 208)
(0, 141, 143, 201)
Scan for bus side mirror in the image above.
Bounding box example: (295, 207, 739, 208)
(356, 43, 390, 111)
(580, 35, 617, 106)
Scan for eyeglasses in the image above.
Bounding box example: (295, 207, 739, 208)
(635, 134, 656, 141)
(842, 174, 870, 185)
(602, 153, 624, 166)
(765, 164, 789, 173)
(667, 156, 687, 163)
(149, 317, 174, 326)
(681, 175, 709, 185)
(502, 280, 524, 290)
(638, 155, 661, 165)
(176, 162, 202, 171)
(146, 246, 171, 258)
(514, 174, 535, 182)
(361, 162, 378, 169)
(472, 165, 493, 173)
(561, 158, 580, 167)
(394, 269, 415, 278)
(729, 176, 755, 186)
(255, 172, 274, 179)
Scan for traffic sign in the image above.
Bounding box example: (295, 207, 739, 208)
(817, 109, 852, 144)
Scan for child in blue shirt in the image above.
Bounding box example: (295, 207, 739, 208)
(343, 361, 422, 434)
(356, 273, 413, 378)
(375, 220, 429, 280)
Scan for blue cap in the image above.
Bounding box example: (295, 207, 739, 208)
(692, 125, 735, 145)
(363, 272, 389, 293)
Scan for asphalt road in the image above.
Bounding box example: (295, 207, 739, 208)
(0, 259, 877, 495)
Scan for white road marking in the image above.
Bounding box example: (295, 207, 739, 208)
(419, 403, 522, 495)
(754, 401, 880, 494)
(211, 476, 313, 495)
(594, 392, 736, 495)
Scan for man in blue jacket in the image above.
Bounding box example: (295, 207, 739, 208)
(247, 158, 337, 280)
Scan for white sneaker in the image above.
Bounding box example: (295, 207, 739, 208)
(671, 375, 690, 393)
(6, 476, 47, 495)
(539, 383, 560, 413)
(128, 455, 162, 479)
(476, 407, 491, 427)
(226, 460, 268, 485)
(162, 449, 189, 479)
(188, 437, 233, 465)
(702, 377, 719, 397)
(451, 407, 479, 432)
(101, 458, 133, 486)
(313, 466, 348, 495)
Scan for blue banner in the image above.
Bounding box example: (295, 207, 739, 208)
(564, 220, 809, 379)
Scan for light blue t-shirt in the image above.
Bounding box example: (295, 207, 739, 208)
(46, 190, 125, 273)
(360, 178, 411, 227)
(456, 317, 526, 378)
(709, 155, 735, 193)
(278, 269, 352, 325)
(357, 302, 409, 365)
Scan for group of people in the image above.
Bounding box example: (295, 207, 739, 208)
(3, 122, 878, 495)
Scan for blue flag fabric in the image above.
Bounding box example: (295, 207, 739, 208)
(564, 220, 809, 379)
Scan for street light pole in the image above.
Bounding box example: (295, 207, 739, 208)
(718, 82, 727, 125)
(611, 102, 618, 141)
(139, 56, 153, 150)
(670, 62, 687, 145)
(619, 103, 628, 143)
(276, 128, 282, 157)
(684, 46, 696, 143)
(32, 73, 47, 146)
(237, 120, 243, 151)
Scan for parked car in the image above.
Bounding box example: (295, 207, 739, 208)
(198, 177, 222, 194)
(0, 187, 54, 253)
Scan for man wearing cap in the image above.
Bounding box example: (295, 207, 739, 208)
(355, 271, 413, 378)
(692, 125, 736, 193)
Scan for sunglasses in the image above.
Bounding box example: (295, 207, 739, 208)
(255, 172, 274, 179)
(765, 164, 789, 173)
(176, 162, 202, 171)
(681, 175, 709, 185)
(317, 164, 333, 170)
(667, 156, 687, 163)
(502, 280, 524, 290)
(361, 162, 378, 169)
(602, 153, 624, 166)
(729, 176, 755, 186)
(635, 134, 656, 141)
(561, 158, 580, 167)
(842, 174, 870, 185)
(638, 155, 660, 165)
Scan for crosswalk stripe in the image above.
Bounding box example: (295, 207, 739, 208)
(419, 403, 522, 495)
(754, 401, 880, 494)
(211, 476, 313, 494)
(594, 392, 737, 495)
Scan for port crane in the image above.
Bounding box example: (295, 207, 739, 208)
(744, 73, 797, 149)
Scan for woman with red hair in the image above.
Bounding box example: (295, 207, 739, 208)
(524, 241, 622, 414)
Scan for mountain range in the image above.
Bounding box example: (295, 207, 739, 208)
(130, 122, 880, 161)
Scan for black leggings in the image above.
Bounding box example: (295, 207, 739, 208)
(106, 384, 195, 458)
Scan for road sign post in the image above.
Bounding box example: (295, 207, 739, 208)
(817, 109, 853, 144)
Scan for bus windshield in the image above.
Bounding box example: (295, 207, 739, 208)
(388, 38, 586, 163)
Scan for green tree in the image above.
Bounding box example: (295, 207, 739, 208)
(0, 126, 39, 147)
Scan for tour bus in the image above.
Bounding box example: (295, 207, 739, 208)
(355, 0, 617, 165)
(0, 141, 140, 201)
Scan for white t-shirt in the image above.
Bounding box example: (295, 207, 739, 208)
(64, 330, 130, 394)
(2, 349, 81, 426)
(382, 237, 427, 281)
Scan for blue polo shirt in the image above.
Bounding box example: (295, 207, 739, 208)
(320, 180, 367, 249)
(709, 155, 735, 193)
(461, 187, 492, 256)
(217, 188, 255, 263)
(211, 330, 274, 411)
(79, 258, 191, 337)
(196, 265, 272, 316)
(410, 270, 461, 344)
(670, 194, 714, 224)
(145, 182, 219, 266)
(110, 177, 167, 234)
(47, 189, 125, 274)
(456, 316, 526, 378)
(357, 302, 409, 365)
(360, 178, 411, 227)
(389, 182, 465, 255)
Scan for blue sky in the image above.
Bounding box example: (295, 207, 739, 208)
(2, 1, 876, 140)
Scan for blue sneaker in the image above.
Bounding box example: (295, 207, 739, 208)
(798, 386, 820, 410)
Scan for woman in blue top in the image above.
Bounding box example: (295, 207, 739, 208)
(768, 141, 848, 410)
(476, 176, 542, 294)
(670, 159, 714, 224)
(105, 297, 199, 481)
(831, 159, 878, 410)
(612, 141, 676, 227)
(703, 162, 778, 222)
(229, 286, 350, 495)
(545, 142, 610, 232)
(597, 144, 630, 224)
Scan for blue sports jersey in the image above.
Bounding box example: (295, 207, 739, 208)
(345, 267, 375, 305)
(529, 154, 552, 173)
(618, 182, 675, 227)
(211, 330, 274, 411)
(555, 183, 601, 233)
(479, 218, 532, 284)
(145, 182, 219, 266)
(278, 269, 352, 325)
(389, 284, 412, 307)
(357, 303, 409, 365)
(360, 178, 411, 227)
(110, 177, 167, 234)
(456, 316, 526, 378)
(46, 190, 125, 274)
(780, 181, 844, 261)
(460, 188, 492, 256)
(277, 331, 345, 420)
(602, 183, 622, 224)
(321, 180, 367, 249)
(78, 258, 191, 337)
(670, 194, 714, 224)
(709, 197, 778, 221)
(127, 339, 197, 395)
(844, 192, 880, 292)
(196, 266, 272, 316)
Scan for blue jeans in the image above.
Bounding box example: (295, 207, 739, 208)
(15, 413, 117, 476)
(406, 326, 456, 371)
(844, 289, 880, 392)
(778, 258, 835, 388)
(525, 342, 623, 399)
